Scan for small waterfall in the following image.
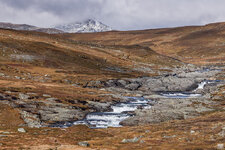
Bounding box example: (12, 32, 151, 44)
(72, 97, 152, 128)
(195, 80, 207, 90)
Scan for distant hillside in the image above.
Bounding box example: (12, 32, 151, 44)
(0, 22, 64, 34)
(63, 22, 225, 65)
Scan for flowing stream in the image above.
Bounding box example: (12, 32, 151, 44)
(161, 80, 221, 98)
(73, 97, 152, 128)
(50, 80, 222, 129)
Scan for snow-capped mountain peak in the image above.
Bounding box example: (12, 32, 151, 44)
(54, 19, 112, 33)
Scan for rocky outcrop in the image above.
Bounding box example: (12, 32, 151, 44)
(0, 92, 113, 128)
(120, 79, 224, 126)
(139, 76, 199, 92)
(120, 96, 215, 126)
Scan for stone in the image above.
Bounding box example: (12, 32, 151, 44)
(135, 94, 143, 97)
(46, 98, 58, 101)
(217, 144, 224, 150)
(0, 94, 5, 100)
(87, 81, 103, 88)
(163, 135, 176, 138)
(15, 76, 21, 79)
(1, 132, 10, 134)
(71, 84, 80, 87)
(190, 130, 195, 134)
(0, 73, 5, 76)
(18, 128, 26, 133)
(139, 76, 199, 92)
(218, 130, 225, 137)
(5, 91, 12, 94)
(140, 140, 145, 144)
(125, 83, 140, 91)
(145, 130, 150, 133)
(26, 93, 37, 96)
(64, 79, 72, 84)
(122, 137, 140, 143)
(78, 141, 90, 147)
(19, 93, 30, 100)
(43, 94, 51, 97)
(117, 80, 127, 86)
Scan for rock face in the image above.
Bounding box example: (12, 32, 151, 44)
(139, 76, 199, 92)
(54, 19, 112, 33)
(120, 97, 214, 126)
(0, 92, 112, 128)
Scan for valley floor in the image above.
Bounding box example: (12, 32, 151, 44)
(0, 23, 224, 149)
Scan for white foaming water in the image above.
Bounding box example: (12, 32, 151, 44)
(112, 98, 149, 113)
(195, 80, 221, 91)
(72, 97, 152, 128)
(195, 81, 207, 90)
(111, 104, 138, 113)
(161, 80, 222, 98)
(85, 112, 129, 128)
(161, 93, 202, 98)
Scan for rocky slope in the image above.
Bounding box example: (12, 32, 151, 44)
(0, 22, 64, 34)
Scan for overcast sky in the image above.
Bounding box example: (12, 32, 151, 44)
(0, 0, 225, 30)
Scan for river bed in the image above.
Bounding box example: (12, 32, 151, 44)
(50, 79, 222, 129)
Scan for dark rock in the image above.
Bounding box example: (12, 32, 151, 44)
(0, 94, 5, 100)
(86, 81, 103, 88)
(125, 83, 141, 91)
(87, 101, 111, 112)
(117, 80, 127, 87)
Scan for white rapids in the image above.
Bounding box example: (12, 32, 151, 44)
(195, 80, 221, 91)
(72, 97, 152, 128)
(161, 93, 202, 98)
(196, 80, 207, 90)
(161, 80, 221, 98)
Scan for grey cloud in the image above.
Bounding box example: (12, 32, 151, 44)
(0, 0, 225, 30)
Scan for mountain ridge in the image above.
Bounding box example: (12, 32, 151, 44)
(0, 22, 64, 34)
(54, 19, 112, 33)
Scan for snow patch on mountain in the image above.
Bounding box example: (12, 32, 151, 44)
(54, 19, 112, 33)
